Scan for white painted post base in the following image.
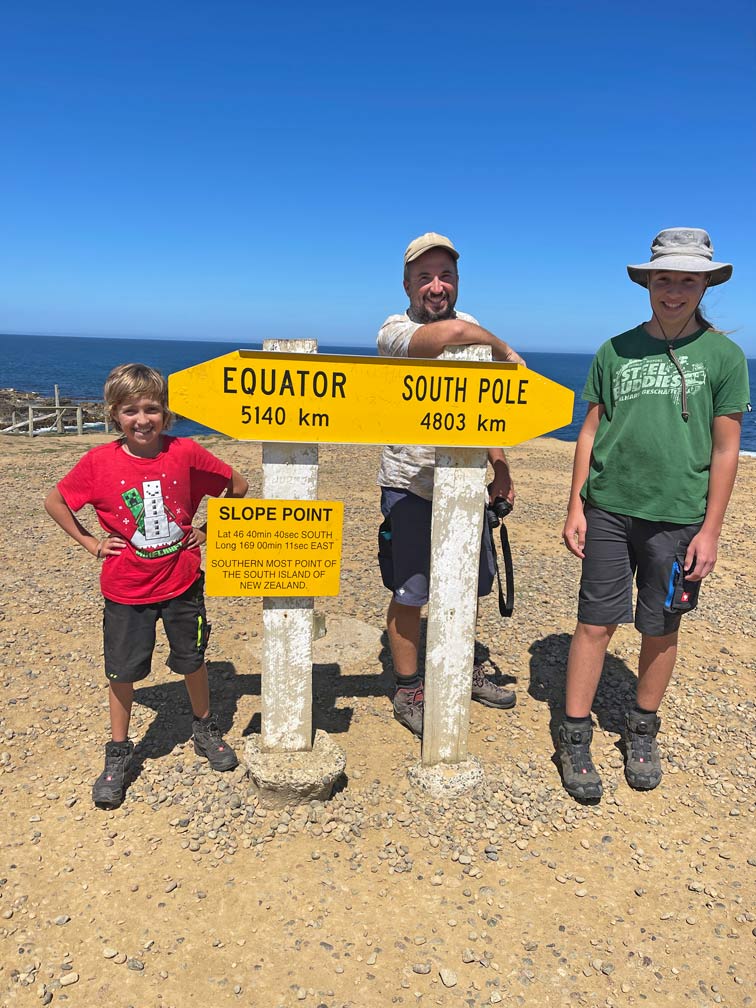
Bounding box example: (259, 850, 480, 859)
(261, 338, 318, 752)
(421, 345, 491, 770)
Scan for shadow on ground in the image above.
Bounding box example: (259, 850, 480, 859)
(527, 632, 637, 742)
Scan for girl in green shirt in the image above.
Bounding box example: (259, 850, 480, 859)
(557, 228, 750, 802)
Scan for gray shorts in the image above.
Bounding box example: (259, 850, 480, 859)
(380, 487, 495, 607)
(103, 574, 210, 683)
(578, 504, 702, 636)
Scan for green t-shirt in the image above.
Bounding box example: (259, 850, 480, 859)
(582, 325, 750, 523)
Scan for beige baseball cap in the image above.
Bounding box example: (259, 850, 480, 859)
(404, 232, 459, 266)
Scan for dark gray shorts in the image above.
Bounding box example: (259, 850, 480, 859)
(103, 574, 210, 683)
(578, 504, 702, 636)
(380, 487, 495, 607)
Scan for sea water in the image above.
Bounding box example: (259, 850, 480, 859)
(1, 332, 753, 451)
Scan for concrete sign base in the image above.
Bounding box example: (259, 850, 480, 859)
(244, 729, 346, 810)
(407, 755, 484, 798)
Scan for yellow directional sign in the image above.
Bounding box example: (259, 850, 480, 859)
(205, 498, 343, 597)
(169, 350, 573, 447)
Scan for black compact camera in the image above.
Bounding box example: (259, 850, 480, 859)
(486, 496, 512, 529)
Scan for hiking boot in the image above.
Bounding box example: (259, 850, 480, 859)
(471, 662, 516, 709)
(624, 710, 662, 790)
(193, 717, 238, 771)
(557, 720, 603, 801)
(92, 739, 134, 807)
(393, 684, 424, 739)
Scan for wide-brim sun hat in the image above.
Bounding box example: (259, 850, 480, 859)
(404, 232, 459, 266)
(627, 227, 732, 287)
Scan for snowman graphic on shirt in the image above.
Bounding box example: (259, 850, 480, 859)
(121, 479, 185, 559)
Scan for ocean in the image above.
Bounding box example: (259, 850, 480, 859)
(1, 332, 754, 452)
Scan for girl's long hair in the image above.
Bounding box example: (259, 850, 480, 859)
(695, 306, 720, 332)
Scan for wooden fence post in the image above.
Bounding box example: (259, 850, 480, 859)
(27, 407, 33, 437)
(260, 338, 319, 752)
(55, 385, 63, 434)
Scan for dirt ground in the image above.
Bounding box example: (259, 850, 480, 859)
(1, 433, 754, 1008)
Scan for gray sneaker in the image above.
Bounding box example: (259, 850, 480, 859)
(557, 721, 603, 801)
(393, 685, 424, 738)
(624, 710, 662, 790)
(92, 740, 134, 807)
(471, 663, 516, 709)
(193, 717, 238, 771)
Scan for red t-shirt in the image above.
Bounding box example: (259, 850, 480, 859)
(58, 436, 232, 604)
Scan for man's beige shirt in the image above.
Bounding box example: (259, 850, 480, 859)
(376, 311, 479, 501)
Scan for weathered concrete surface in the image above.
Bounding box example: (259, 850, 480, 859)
(260, 337, 319, 752)
(422, 344, 491, 768)
(407, 755, 484, 797)
(244, 728, 347, 809)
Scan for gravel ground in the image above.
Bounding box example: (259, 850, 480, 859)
(1, 434, 754, 1008)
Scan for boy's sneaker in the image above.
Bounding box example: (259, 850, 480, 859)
(92, 740, 134, 808)
(624, 710, 662, 790)
(471, 662, 516, 709)
(393, 684, 424, 739)
(557, 720, 603, 801)
(193, 716, 238, 771)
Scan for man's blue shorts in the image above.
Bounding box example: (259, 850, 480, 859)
(380, 487, 495, 607)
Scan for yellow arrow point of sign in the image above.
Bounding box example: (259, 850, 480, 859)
(169, 350, 574, 447)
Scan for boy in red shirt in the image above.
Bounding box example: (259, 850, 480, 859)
(45, 363, 249, 807)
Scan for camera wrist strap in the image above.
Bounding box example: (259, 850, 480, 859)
(488, 522, 514, 617)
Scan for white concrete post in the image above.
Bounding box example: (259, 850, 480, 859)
(261, 338, 319, 752)
(422, 345, 491, 767)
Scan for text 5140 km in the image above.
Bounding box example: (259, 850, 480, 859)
(241, 405, 513, 434)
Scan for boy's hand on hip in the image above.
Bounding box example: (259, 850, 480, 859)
(184, 527, 207, 549)
(97, 535, 127, 559)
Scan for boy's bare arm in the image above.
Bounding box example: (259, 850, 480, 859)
(226, 468, 249, 498)
(185, 468, 249, 548)
(44, 488, 125, 559)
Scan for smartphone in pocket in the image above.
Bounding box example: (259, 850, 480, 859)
(664, 555, 701, 614)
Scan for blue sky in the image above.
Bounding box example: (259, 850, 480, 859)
(1, 1, 754, 354)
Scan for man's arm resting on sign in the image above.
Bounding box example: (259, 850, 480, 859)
(407, 319, 525, 364)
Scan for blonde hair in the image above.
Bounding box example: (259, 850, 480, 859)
(104, 363, 173, 432)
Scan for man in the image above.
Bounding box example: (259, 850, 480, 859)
(378, 231, 526, 738)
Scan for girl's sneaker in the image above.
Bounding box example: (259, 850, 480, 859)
(92, 740, 134, 807)
(557, 720, 603, 801)
(624, 710, 662, 790)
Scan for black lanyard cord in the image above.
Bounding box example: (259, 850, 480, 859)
(666, 344, 689, 422)
(651, 280, 708, 423)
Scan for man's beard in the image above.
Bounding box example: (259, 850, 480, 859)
(408, 302, 456, 325)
